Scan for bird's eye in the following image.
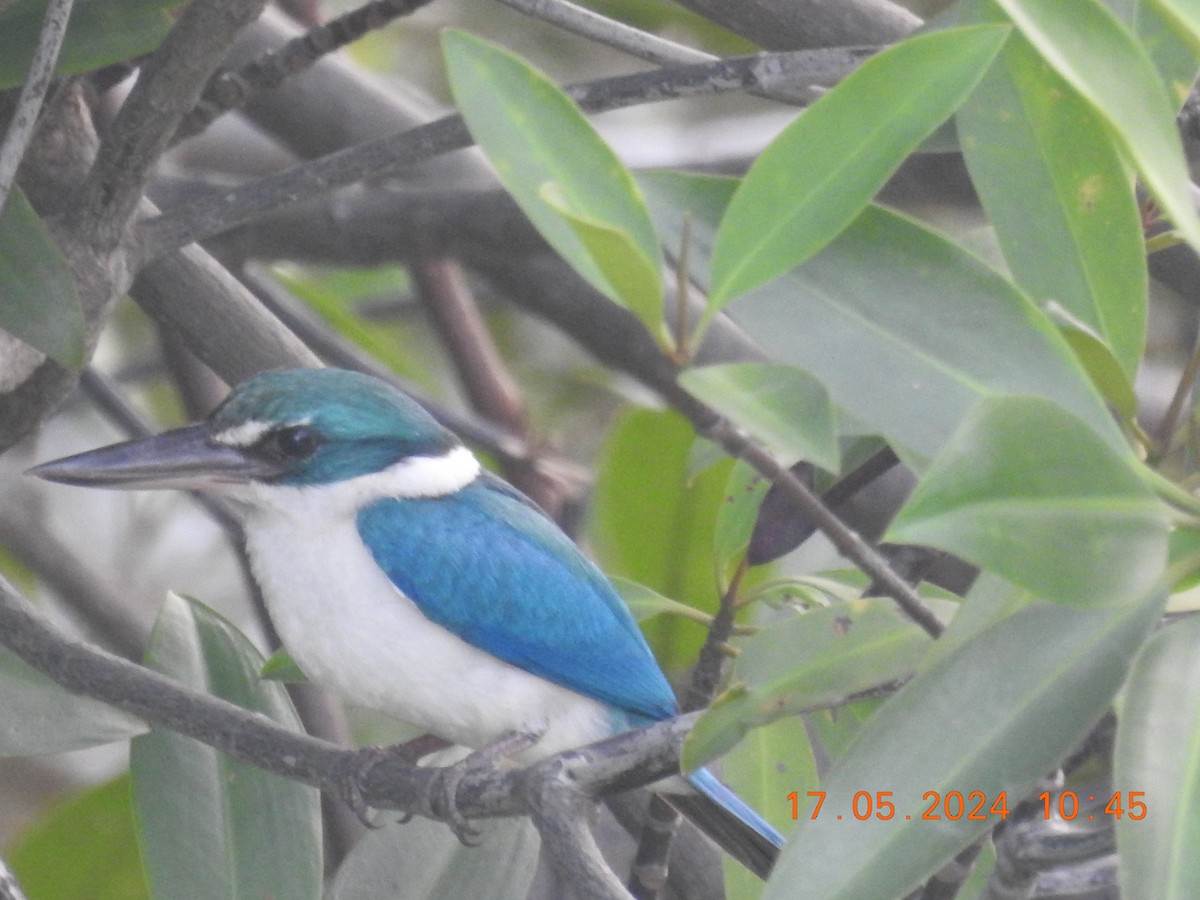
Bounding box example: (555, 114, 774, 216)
(260, 426, 321, 461)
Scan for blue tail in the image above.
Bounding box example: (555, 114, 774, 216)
(668, 767, 784, 879)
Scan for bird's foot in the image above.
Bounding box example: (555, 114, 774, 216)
(332, 746, 388, 828)
(425, 727, 546, 846)
(333, 736, 453, 827)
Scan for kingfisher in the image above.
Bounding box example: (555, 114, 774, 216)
(30, 367, 782, 877)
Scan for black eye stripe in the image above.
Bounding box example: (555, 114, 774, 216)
(256, 425, 321, 461)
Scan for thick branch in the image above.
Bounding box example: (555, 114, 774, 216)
(129, 197, 322, 384)
(70, 0, 268, 252)
(672, 0, 919, 50)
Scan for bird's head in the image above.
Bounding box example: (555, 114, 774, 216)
(29, 369, 481, 506)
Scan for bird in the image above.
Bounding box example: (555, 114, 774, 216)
(30, 367, 783, 877)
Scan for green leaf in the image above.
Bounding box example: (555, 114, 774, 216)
(720, 715, 813, 900)
(1048, 304, 1139, 421)
(442, 30, 663, 330)
(762, 588, 1164, 900)
(610, 575, 713, 625)
(713, 461, 770, 581)
(678, 363, 839, 471)
(8, 775, 149, 900)
(993, 0, 1200, 254)
(1129, 0, 1200, 101)
(270, 263, 429, 385)
(806, 695, 886, 765)
(0, 187, 85, 367)
(328, 816, 540, 900)
(131, 594, 322, 900)
(639, 170, 738, 267)
(538, 182, 664, 338)
(1114, 616, 1200, 900)
(924, 572, 1037, 666)
(684, 600, 932, 769)
(957, 21, 1147, 378)
(0, 0, 182, 89)
(1147, 0, 1200, 55)
(727, 204, 1126, 465)
(708, 24, 1011, 307)
(0, 646, 146, 756)
(888, 396, 1169, 607)
(260, 648, 309, 683)
(1169, 526, 1200, 592)
(589, 408, 733, 667)
(643, 173, 1125, 464)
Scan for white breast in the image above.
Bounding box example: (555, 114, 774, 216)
(240, 491, 616, 758)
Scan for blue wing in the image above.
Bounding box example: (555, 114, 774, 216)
(356, 473, 677, 722)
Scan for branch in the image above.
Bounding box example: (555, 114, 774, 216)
(492, 0, 714, 67)
(410, 257, 575, 514)
(175, 0, 438, 143)
(0, 0, 73, 215)
(524, 757, 639, 900)
(671, 0, 919, 50)
(136, 46, 872, 261)
(0, 84, 123, 452)
(129, 203, 323, 385)
(69, 0, 269, 252)
(696, 417, 944, 637)
(0, 506, 146, 659)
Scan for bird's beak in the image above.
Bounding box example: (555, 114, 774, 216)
(27, 424, 286, 490)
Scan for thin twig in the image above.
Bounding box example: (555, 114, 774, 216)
(0, 0, 74, 216)
(493, 0, 713, 67)
(525, 757, 637, 900)
(412, 257, 529, 439)
(136, 46, 873, 262)
(630, 557, 744, 897)
(699, 417, 944, 638)
(410, 256, 573, 515)
(174, 0, 438, 143)
(681, 559, 745, 714)
(1153, 333, 1200, 456)
(492, 0, 833, 106)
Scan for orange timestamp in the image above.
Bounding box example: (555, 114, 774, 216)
(787, 790, 1147, 822)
